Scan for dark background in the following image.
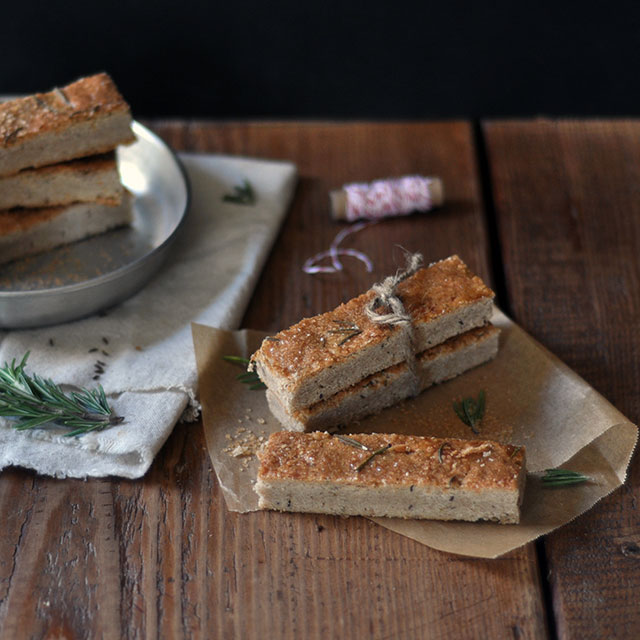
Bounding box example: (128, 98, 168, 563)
(2, 1, 639, 119)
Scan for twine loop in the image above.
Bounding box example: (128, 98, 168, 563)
(365, 252, 423, 325)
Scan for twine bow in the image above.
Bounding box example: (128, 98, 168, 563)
(365, 252, 423, 325)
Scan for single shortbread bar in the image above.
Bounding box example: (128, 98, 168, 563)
(0, 73, 134, 177)
(0, 152, 124, 209)
(268, 325, 500, 432)
(256, 431, 526, 523)
(251, 255, 494, 411)
(0, 195, 133, 265)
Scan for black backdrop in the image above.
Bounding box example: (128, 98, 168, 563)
(2, 1, 639, 118)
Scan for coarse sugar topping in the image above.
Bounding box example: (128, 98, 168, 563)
(398, 255, 494, 319)
(253, 289, 399, 380)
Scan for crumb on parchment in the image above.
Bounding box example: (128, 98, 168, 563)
(223, 425, 269, 471)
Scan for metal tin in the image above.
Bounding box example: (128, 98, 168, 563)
(0, 122, 190, 328)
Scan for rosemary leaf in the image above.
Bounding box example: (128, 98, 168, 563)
(461, 398, 478, 433)
(453, 402, 469, 424)
(328, 321, 362, 346)
(437, 442, 451, 463)
(222, 355, 251, 365)
(338, 332, 362, 346)
(335, 434, 370, 450)
(356, 443, 392, 472)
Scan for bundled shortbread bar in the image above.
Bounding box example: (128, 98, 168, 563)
(267, 325, 500, 432)
(250, 255, 499, 431)
(251, 255, 495, 412)
(256, 431, 526, 524)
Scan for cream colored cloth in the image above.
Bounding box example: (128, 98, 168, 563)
(0, 153, 297, 478)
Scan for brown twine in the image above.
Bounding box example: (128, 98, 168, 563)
(365, 252, 423, 396)
(365, 252, 423, 325)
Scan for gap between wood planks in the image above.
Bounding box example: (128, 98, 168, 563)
(472, 119, 558, 640)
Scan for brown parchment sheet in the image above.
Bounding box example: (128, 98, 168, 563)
(192, 308, 638, 558)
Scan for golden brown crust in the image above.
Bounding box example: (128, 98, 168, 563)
(6, 152, 117, 177)
(252, 255, 494, 382)
(0, 73, 134, 148)
(258, 431, 525, 491)
(0, 192, 127, 233)
(0, 204, 72, 234)
(419, 322, 498, 360)
(398, 255, 493, 317)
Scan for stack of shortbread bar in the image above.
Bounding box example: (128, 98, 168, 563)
(251, 256, 527, 524)
(251, 255, 500, 431)
(0, 73, 135, 265)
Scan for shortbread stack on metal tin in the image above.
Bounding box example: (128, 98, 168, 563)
(0, 73, 135, 265)
(250, 255, 500, 431)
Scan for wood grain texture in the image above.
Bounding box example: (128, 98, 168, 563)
(484, 119, 640, 640)
(0, 122, 550, 640)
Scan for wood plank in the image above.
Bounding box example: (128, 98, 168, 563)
(483, 119, 640, 640)
(0, 122, 548, 639)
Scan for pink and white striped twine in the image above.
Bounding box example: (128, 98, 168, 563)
(303, 221, 375, 274)
(344, 175, 434, 222)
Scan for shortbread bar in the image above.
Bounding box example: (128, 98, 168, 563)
(251, 255, 494, 412)
(0, 73, 134, 176)
(256, 431, 526, 524)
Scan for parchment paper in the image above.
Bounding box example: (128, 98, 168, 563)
(192, 308, 637, 558)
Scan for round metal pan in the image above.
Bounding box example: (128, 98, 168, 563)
(0, 121, 190, 328)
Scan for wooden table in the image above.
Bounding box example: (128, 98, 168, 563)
(1, 121, 638, 640)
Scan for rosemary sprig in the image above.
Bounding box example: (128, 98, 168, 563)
(335, 434, 370, 450)
(453, 390, 486, 434)
(222, 355, 266, 390)
(0, 352, 123, 437)
(54, 87, 72, 106)
(541, 468, 589, 487)
(437, 441, 451, 463)
(334, 434, 392, 471)
(223, 179, 255, 205)
(356, 444, 392, 472)
(328, 320, 362, 346)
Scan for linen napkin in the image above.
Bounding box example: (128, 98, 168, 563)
(0, 153, 297, 478)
